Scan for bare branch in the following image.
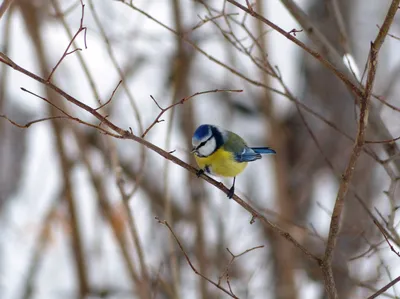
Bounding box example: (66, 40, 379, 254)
(218, 245, 264, 287)
(95, 80, 122, 111)
(368, 276, 400, 299)
(142, 89, 243, 138)
(365, 135, 400, 144)
(0, 52, 318, 263)
(0, 0, 15, 21)
(374, 220, 400, 258)
(156, 217, 240, 299)
(225, 0, 362, 98)
(47, 0, 87, 81)
(322, 1, 400, 298)
(0, 114, 68, 128)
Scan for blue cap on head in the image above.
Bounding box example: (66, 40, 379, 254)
(193, 124, 212, 141)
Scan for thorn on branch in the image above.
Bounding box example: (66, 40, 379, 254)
(66, 48, 82, 55)
(288, 28, 303, 36)
(374, 219, 400, 258)
(98, 114, 109, 128)
(245, 0, 256, 16)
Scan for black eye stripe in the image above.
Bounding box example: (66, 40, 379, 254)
(196, 135, 213, 150)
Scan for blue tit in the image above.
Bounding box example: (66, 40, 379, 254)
(192, 124, 276, 198)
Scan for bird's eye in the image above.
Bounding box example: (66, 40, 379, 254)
(195, 135, 213, 151)
(199, 141, 207, 148)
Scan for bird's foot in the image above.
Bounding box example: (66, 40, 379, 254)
(227, 186, 235, 199)
(196, 169, 205, 178)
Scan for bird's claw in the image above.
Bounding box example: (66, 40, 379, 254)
(227, 186, 235, 199)
(196, 169, 204, 178)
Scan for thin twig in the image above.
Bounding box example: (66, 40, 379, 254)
(377, 24, 400, 41)
(47, 0, 87, 81)
(50, 0, 102, 104)
(51, 0, 81, 18)
(0, 114, 69, 128)
(156, 218, 239, 299)
(374, 220, 400, 258)
(372, 93, 400, 112)
(0, 0, 15, 21)
(225, 0, 363, 98)
(18, 87, 122, 138)
(88, 0, 143, 134)
(218, 245, 264, 286)
(368, 276, 400, 299)
(95, 80, 122, 111)
(142, 89, 242, 138)
(365, 135, 400, 144)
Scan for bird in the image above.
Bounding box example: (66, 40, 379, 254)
(191, 124, 276, 198)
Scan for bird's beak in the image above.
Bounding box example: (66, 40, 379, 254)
(191, 147, 197, 154)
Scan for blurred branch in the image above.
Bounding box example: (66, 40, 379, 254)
(224, 0, 361, 97)
(0, 2, 12, 114)
(326, 0, 350, 53)
(365, 135, 400, 144)
(119, 1, 287, 99)
(322, 1, 400, 298)
(109, 139, 151, 298)
(88, 0, 144, 133)
(52, 114, 89, 298)
(0, 0, 14, 21)
(88, 0, 148, 207)
(21, 191, 63, 299)
(74, 130, 149, 297)
(17, 2, 91, 295)
(326, 0, 361, 81)
(225, 0, 400, 174)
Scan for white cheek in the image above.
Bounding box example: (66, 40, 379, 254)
(198, 138, 216, 156)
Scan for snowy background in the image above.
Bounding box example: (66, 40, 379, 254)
(0, 0, 400, 298)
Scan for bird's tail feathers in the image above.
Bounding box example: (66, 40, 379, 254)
(251, 147, 276, 154)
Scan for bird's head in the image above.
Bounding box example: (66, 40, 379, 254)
(191, 124, 223, 157)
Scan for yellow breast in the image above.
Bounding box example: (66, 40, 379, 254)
(194, 148, 247, 177)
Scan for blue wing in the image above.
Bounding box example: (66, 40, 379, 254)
(251, 147, 276, 154)
(234, 147, 276, 162)
(222, 131, 276, 162)
(234, 147, 262, 162)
